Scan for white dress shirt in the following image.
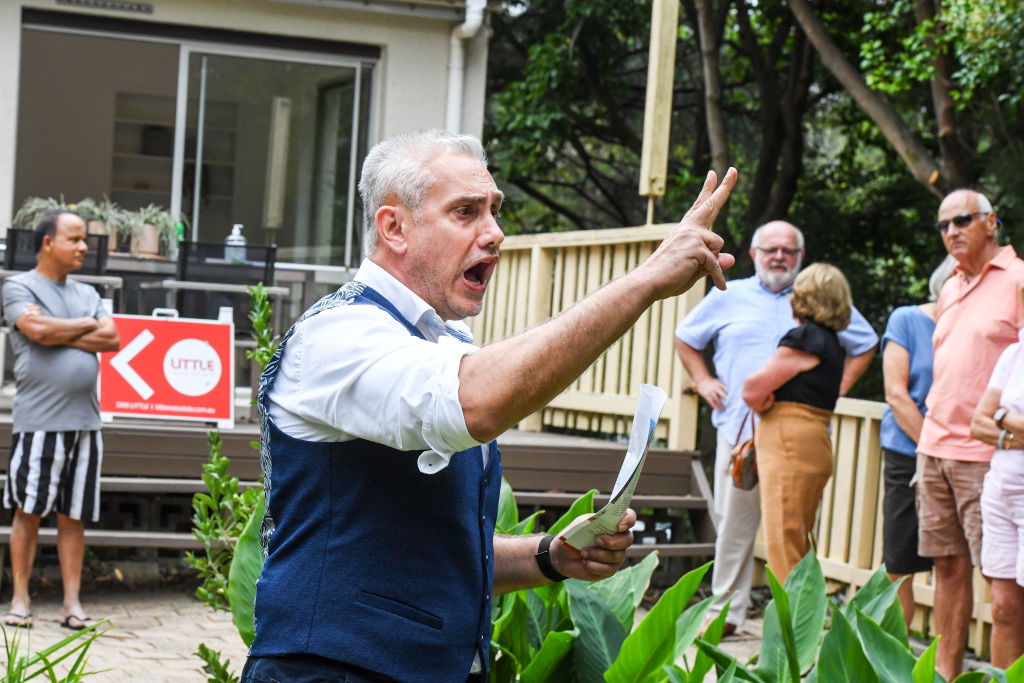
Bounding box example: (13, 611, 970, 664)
(267, 259, 486, 473)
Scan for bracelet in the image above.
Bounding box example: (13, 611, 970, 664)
(999, 428, 1014, 450)
(535, 535, 567, 583)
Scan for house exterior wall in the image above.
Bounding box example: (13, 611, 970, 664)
(0, 0, 492, 226)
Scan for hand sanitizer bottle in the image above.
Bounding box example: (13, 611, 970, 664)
(225, 224, 246, 262)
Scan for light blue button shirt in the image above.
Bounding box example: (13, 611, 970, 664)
(675, 275, 878, 443)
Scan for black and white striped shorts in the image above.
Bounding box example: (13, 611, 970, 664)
(3, 430, 103, 522)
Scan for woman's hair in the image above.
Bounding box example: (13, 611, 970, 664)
(790, 263, 852, 331)
(928, 253, 957, 302)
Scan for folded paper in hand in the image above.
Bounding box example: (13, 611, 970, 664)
(558, 383, 668, 553)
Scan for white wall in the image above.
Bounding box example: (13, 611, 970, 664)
(1, 0, 494, 225)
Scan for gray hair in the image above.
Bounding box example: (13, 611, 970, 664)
(751, 221, 805, 249)
(928, 253, 957, 302)
(359, 129, 488, 256)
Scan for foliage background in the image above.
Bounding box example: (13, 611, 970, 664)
(484, 0, 1024, 401)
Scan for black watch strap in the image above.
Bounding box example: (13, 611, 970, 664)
(535, 535, 568, 582)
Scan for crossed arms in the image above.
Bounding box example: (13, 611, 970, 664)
(15, 303, 120, 353)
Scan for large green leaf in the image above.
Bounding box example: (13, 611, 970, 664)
(513, 510, 543, 535)
(587, 552, 659, 633)
(814, 602, 880, 683)
(689, 603, 730, 683)
(782, 551, 827, 673)
(492, 590, 533, 673)
(855, 578, 908, 645)
(567, 580, 627, 683)
(851, 607, 915, 681)
(548, 490, 597, 536)
(911, 638, 938, 683)
(604, 561, 711, 683)
(692, 640, 765, 682)
(1006, 651, 1024, 681)
(228, 489, 265, 647)
(489, 640, 520, 683)
(521, 629, 577, 683)
(497, 477, 519, 533)
(674, 595, 715, 661)
(972, 665, 1009, 683)
(755, 567, 800, 683)
(951, 673, 986, 683)
(842, 565, 892, 619)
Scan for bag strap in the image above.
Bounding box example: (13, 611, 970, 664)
(734, 409, 755, 444)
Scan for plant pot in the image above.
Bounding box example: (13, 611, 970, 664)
(134, 223, 160, 256)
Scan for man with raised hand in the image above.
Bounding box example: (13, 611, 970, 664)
(242, 129, 738, 682)
(674, 220, 877, 636)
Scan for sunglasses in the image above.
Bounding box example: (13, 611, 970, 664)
(935, 212, 985, 233)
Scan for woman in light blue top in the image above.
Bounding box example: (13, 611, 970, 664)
(881, 255, 955, 628)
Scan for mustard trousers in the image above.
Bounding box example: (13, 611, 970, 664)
(755, 401, 834, 584)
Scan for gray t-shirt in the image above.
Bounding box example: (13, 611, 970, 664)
(3, 270, 108, 432)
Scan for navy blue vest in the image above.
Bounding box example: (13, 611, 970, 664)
(249, 282, 502, 682)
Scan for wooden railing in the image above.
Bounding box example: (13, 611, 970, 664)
(475, 226, 994, 656)
(467, 224, 704, 450)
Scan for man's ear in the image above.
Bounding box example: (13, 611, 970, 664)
(985, 212, 999, 238)
(376, 204, 409, 256)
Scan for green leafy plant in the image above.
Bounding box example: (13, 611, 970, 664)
(244, 284, 280, 370)
(488, 481, 727, 682)
(12, 196, 63, 229)
(1, 617, 110, 682)
(187, 285, 279, 678)
(195, 643, 240, 683)
(690, 551, 1024, 682)
(135, 203, 180, 255)
(185, 431, 262, 612)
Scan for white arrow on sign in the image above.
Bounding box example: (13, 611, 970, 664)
(110, 328, 155, 399)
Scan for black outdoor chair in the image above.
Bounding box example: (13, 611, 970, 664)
(171, 240, 279, 336)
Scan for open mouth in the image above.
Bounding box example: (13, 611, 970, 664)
(463, 258, 497, 290)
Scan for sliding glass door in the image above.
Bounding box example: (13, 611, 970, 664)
(179, 50, 373, 266)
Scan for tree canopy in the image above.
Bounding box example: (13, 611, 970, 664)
(485, 0, 1024, 399)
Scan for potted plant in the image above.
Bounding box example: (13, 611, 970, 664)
(12, 196, 63, 229)
(135, 204, 180, 257)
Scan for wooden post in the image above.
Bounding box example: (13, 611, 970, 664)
(519, 244, 554, 432)
(638, 0, 680, 212)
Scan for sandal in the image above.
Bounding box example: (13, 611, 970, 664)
(3, 611, 33, 628)
(60, 614, 94, 631)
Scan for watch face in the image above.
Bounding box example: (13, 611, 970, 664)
(996, 408, 1009, 425)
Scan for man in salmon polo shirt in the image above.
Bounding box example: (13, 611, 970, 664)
(916, 189, 1024, 680)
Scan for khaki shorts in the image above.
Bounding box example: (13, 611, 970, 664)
(915, 452, 988, 565)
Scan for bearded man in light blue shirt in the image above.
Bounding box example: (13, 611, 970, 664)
(674, 220, 878, 635)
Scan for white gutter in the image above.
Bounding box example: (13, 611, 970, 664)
(445, 0, 486, 133)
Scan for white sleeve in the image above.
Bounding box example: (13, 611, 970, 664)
(268, 304, 482, 459)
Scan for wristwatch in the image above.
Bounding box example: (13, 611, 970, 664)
(995, 407, 1009, 429)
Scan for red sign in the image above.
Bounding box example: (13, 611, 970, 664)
(99, 315, 235, 425)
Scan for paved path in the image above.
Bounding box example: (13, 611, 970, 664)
(3, 584, 763, 682)
(3, 588, 249, 682)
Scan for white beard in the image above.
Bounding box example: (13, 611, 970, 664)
(755, 256, 802, 291)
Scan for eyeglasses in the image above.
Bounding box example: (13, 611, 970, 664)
(935, 212, 986, 233)
(755, 247, 802, 257)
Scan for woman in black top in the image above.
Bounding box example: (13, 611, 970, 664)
(742, 263, 851, 582)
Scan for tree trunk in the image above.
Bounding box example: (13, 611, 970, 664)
(787, 0, 944, 198)
(694, 0, 730, 177)
(914, 0, 974, 190)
